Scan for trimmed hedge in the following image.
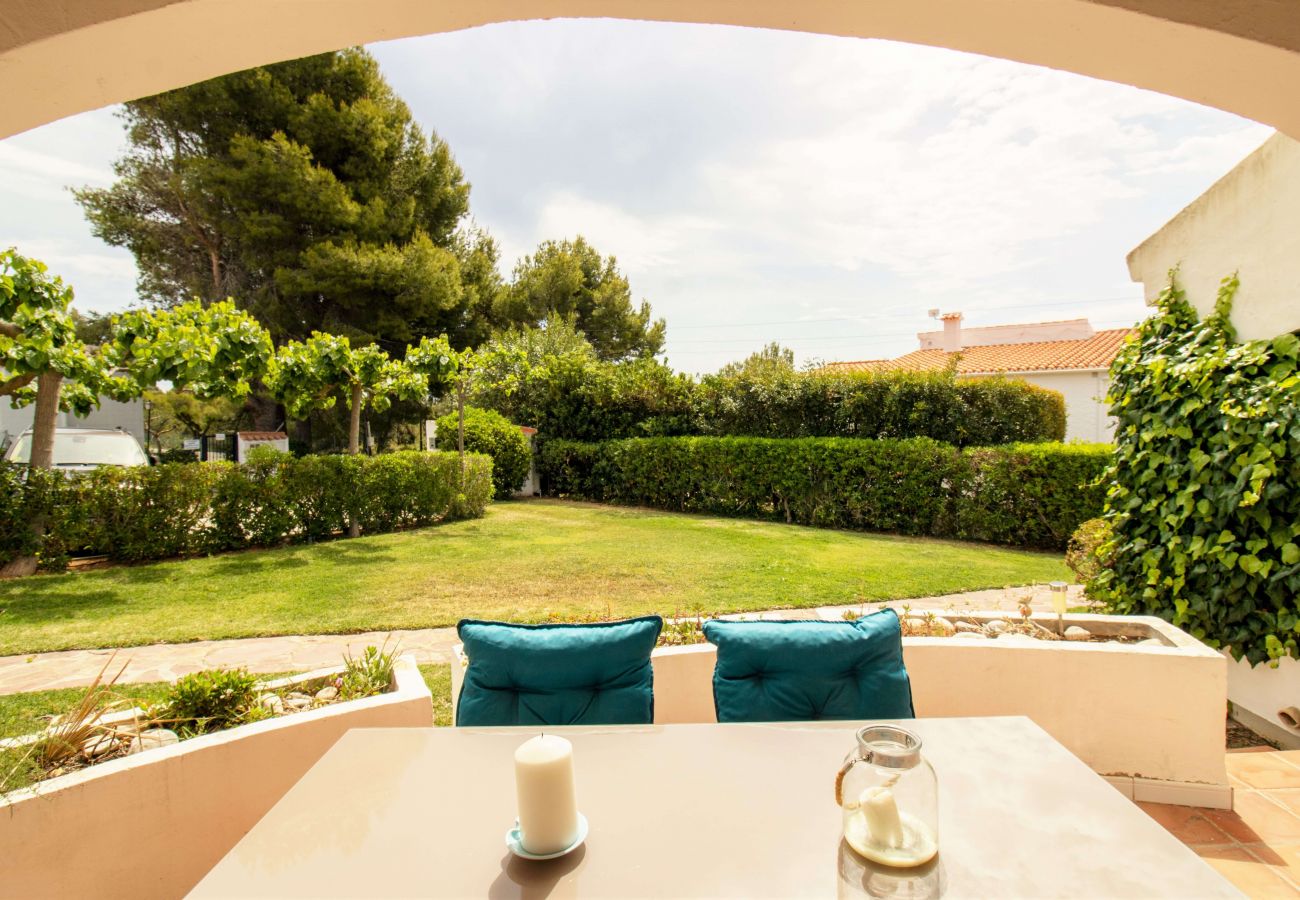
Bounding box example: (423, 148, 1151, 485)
(694, 370, 1067, 446)
(435, 406, 530, 500)
(0, 450, 492, 568)
(476, 351, 1067, 447)
(539, 437, 1109, 550)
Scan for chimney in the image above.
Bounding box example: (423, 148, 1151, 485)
(941, 312, 963, 352)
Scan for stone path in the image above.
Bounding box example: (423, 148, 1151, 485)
(0, 583, 1087, 695)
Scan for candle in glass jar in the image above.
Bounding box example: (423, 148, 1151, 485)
(514, 734, 579, 855)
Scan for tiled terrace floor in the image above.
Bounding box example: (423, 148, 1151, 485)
(1141, 749, 1300, 897)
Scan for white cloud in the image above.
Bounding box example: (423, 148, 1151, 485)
(0, 22, 1275, 371)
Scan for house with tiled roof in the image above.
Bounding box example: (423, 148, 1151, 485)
(823, 314, 1134, 442)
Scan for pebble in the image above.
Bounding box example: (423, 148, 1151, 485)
(314, 685, 339, 702)
(929, 616, 956, 637)
(128, 728, 179, 755)
(1065, 626, 1092, 642)
(81, 732, 118, 759)
(954, 621, 983, 634)
(984, 619, 1008, 635)
(258, 693, 285, 715)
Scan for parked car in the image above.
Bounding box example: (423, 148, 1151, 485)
(4, 427, 151, 472)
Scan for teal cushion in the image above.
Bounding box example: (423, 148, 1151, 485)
(702, 610, 914, 723)
(456, 616, 663, 726)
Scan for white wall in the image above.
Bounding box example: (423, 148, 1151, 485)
(0, 395, 145, 449)
(1225, 654, 1300, 749)
(1128, 132, 1300, 342)
(967, 371, 1112, 443)
(1015, 371, 1113, 443)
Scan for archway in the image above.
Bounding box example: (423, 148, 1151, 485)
(1, 0, 1299, 140)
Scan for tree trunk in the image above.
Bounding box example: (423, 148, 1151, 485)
(208, 247, 222, 304)
(347, 382, 363, 538)
(28, 371, 62, 470)
(457, 381, 466, 483)
(348, 383, 363, 456)
(0, 371, 61, 577)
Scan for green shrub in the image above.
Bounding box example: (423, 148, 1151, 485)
(946, 442, 1110, 548)
(539, 436, 1108, 549)
(162, 668, 260, 735)
(695, 368, 1066, 445)
(1065, 518, 1112, 585)
(157, 447, 198, 464)
(472, 339, 1065, 446)
(1094, 276, 1300, 665)
(339, 644, 397, 700)
(0, 450, 493, 569)
(435, 406, 530, 499)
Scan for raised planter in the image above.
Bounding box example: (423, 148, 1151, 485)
(452, 612, 1229, 808)
(0, 654, 432, 900)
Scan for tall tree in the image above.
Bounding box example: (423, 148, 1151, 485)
(1, 251, 273, 576)
(497, 236, 666, 361)
(0, 249, 106, 470)
(266, 333, 424, 457)
(75, 48, 482, 347)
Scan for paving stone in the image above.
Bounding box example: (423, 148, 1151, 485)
(0, 585, 1091, 695)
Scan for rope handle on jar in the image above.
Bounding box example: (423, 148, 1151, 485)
(836, 759, 902, 807)
(835, 757, 859, 807)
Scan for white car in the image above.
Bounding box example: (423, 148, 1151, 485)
(4, 427, 151, 472)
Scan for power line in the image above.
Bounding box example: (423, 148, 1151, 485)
(669, 295, 1143, 331)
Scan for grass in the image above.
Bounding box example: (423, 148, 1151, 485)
(0, 499, 1071, 656)
(0, 664, 455, 793)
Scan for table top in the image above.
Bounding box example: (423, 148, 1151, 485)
(189, 717, 1238, 899)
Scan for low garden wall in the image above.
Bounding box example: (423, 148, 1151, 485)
(0, 449, 493, 569)
(451, 613, 1229, 808)
(539, 437, 1110, 549)
(0, 655, 433, 900)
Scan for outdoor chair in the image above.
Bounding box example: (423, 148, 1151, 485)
(702, 609, 915, 723)
(455, 616, 663, 726)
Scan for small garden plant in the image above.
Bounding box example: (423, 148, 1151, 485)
(0, 644, 401, 796)
(163, 668, 262, 736)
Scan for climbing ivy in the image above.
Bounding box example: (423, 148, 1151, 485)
(1093, 275, 1300, 665)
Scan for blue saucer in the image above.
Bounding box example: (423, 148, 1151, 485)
(505, 813, 589, 860)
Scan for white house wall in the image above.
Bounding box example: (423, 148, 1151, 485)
(1004, 371, 1113, 443)
(1128, 132, 1300, 342)
(0, 395, 146, 450)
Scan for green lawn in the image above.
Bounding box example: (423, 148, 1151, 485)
(0, 500, 1070, 656)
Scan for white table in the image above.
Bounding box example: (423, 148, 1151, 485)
(189, 717, 1239, 898)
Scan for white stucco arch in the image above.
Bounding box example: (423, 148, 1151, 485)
(1, 0, 1299, 141)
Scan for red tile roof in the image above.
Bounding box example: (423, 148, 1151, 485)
(237, 431, 288, 441)
(824, 328, 1135, 376)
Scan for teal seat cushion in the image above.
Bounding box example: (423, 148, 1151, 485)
(456, 616, 663, 726)
(702, 610, 914, 723)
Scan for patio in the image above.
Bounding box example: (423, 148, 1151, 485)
(1, 3, 1298, 898)
(1145, 748, 1300, 896)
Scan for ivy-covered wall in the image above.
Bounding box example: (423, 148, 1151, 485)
(1094, 276, 1300, 665)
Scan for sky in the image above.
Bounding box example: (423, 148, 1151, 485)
(0, 19, 1273, 374)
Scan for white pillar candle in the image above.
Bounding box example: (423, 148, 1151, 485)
(514, 734, 579, 855)
(859, 786, 905, 849)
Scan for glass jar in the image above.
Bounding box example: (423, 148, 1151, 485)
(836, 725, 938, 868)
